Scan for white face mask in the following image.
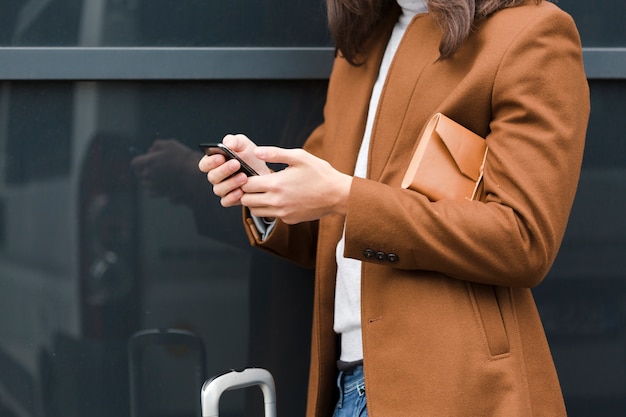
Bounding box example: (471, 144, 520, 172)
(396, 0, 428, 13)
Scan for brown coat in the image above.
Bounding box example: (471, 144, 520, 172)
(244, 1, 590, 416)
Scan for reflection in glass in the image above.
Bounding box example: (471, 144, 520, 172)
(0, 63, 624, 417)
(0, 0, 332, 47)
(3, 0, 625, 48)
(0, 80, 326, 417)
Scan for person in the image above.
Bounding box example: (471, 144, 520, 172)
(198, 0, 590, 416)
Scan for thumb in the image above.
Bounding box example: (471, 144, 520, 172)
(255, 146, 304, 166)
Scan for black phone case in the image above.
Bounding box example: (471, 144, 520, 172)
(199, 143, 258, 176)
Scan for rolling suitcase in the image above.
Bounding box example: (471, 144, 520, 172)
(201, 368, 277, 417)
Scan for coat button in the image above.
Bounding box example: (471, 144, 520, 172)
(387, 253, 399, 263)
(376, 251, 386, 261)
(363, 249, 375, 259)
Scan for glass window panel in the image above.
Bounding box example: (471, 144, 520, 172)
(0, 80, 326, 417)
(0, 74, 624, 417)
(535, 80, 626, 417)
(2, 1, 624, 48)
(5, 83, 73, 184)
(555, 0, 626, 47)
(0, 0, 332, 47)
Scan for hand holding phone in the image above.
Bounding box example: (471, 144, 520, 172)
(198, 143, 259, 177)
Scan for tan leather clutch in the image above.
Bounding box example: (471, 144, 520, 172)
(401, 113, 488, 201)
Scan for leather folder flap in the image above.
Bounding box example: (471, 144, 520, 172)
(435, 116, 487, 181)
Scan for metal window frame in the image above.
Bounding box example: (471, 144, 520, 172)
(0, 47, 334, 80)
(0, 47, 624, 81)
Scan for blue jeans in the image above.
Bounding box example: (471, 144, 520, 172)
(332, 366, 368, 417)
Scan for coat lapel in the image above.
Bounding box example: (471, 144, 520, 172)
(367, 14, 442, 182)
(325, 8, 400, 176)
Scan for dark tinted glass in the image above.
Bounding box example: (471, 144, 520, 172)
(1, 79, 624, 417)
(0, 0, 332, 47)
(557, 0, 626, 47)
(0, 80, 327, 417)
(3, 1, 623, 48)
(535, 81, 626, 416)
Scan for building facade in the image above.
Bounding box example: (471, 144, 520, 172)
(0, 1, 624, 416)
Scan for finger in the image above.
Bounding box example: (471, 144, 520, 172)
(223, 133, 252, 153)
(212, 172, 247, 197)
(207, 158, 244, 184)
(198, 153, 226, 173)
(239, 174, 272, 194)
(220, 188, 244, 208)
(130, 154, 148, 169)
(198, 155, 211, 172)
(149, 139, 165, 150)
(148, 139, 171, 152)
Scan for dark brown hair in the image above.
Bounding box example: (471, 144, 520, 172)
(326, 0, 543, 65)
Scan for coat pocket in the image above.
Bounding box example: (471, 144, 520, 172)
(467, 282, 511, 357)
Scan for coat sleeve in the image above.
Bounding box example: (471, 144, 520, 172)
(343, 8, 590, 288)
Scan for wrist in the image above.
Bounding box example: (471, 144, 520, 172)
(332, 173, 353, 216)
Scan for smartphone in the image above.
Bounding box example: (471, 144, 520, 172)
(198, 143, 258, 177)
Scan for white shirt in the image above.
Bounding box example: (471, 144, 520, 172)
(334, 0, 428, 362)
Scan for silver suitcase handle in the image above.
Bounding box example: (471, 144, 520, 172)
(201, 368, 277, 417)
